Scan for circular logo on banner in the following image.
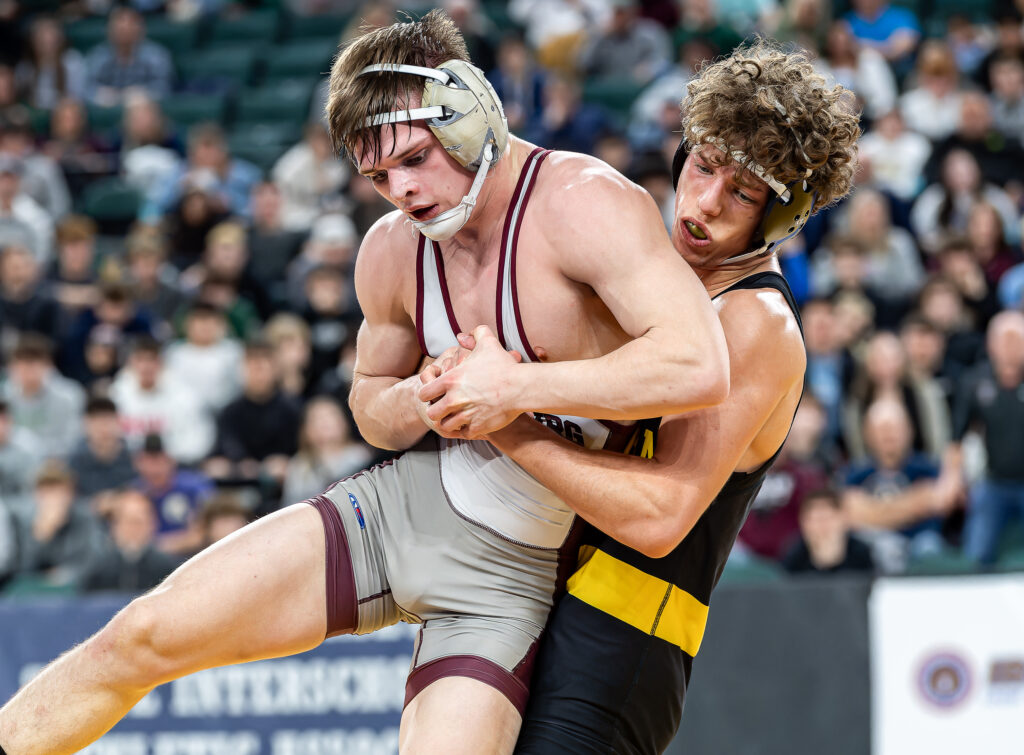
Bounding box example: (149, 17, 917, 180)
(918, 652, 972, 709)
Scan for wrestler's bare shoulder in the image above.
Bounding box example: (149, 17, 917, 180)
(352, 210, 420, 308)
(531, 150, 649, 212)
(716, 287, 805, 384)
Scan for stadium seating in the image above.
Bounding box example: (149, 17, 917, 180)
(260, 41, 338, 84)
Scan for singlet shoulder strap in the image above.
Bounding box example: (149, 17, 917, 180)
(712, 270, 803, 335)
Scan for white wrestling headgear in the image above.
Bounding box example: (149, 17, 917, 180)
(358, 59, 509, 241)
(673, 102, 817, 266)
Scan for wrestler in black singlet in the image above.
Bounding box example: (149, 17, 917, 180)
(516, 271, 804, 755)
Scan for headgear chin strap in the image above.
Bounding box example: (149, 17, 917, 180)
(671, 136, 816, 266)
(358, 59, 509, 241)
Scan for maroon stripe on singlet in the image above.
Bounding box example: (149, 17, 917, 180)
(496, 147, 547, 350)
(404, 652, 534, 715)
(510, 150, 552, 362)
(306, 495, 358, 637)
(415, 234, 428, 355)
(600, 419, 639, 453)
(434, 239, 463, 337)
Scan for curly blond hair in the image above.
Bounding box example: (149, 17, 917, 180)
(325, 10, 469, 164)
(682, 39, 860, 210)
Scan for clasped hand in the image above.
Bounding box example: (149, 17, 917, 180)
(416, 325, 524, 439)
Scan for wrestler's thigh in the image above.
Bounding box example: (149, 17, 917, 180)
(400, 676, 521, 755)
(129, 502, 328, 679)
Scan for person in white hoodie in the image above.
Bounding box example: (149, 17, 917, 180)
(109, 335, 214, 466)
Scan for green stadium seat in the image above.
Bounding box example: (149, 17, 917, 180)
(161, 93, 228, 130)
(905, 550, 978, 576)
(284, 12, 350, 42)
(261, 41, 337, 83)
(718, 554, 784, 585)
(27, 107, 51, 138)
(228, 123, 302, 174)
(204, 9, 281, 47)
(234, 81, 315, 126)
(80, 177, 142, 224)
(64, 17, 108, 53)
(583, 76, 643, 120)
(85, 104, 124, 136)
(145, 17, 200, 58)
(177, 46, 257, 91)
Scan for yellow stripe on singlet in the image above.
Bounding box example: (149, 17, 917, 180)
(567, 546, 710, 656)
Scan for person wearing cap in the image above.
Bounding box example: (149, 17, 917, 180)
(0, 11, 730, 754)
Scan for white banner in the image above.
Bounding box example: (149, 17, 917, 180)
(870, 575, 1024, 755)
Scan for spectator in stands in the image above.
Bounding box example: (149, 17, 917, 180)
(508, 0, 605, 74)
(489, 31, 546, 136)
(579, 0, 671, 86)
(272, 122, 349, 232)
(857, 108, 932, 205)
(842, 0, 920, 74)
(815, 19, 897, 123)
(79, 323, 123, 392)
(198, 492, 250, 547)
(246, 181, 306, 308)
(443, 0, 498, 76)
(299, 263, 357, 389)
(0, 398, 39, 518)
(977, 7, 1024, 92)
(964, 201, 1023, 289)
(955, 310, 1024, 565)
(918, 274, 985, 387)
(16, 459, 105, 589)
(110, 335, 214, 465)
(900, 312, 953, 405)
(283, 395, 372, 504)
(843, 399, 961, 572)
(737, 395, 834, 562)
(0, 154, 55, 265)
(911, 148, 1020, 256)
(60, 279, 156, 385)
(132, 433, 213, 557)
(526, 73, 614, 156)
(782, 488, 876, 575)
(0, 109, 72, 222)
(68, 396, 135, 509)
(181, 220, 271, 324)
(14, 15, 86, 110)
(0, 243, 62, 347)
(85, 5, 174, 106)
(0, 494, 15, 591)
(263, 313, 313, 400)
(842, 330, 951, 462)
(47, 214, 99, 317)
(673, 0, 744, 65)
(768, 0, 832, 53)
(899, 40, 965, 143)
(163, 300, 242, 414)
(163, 184, 231, 270)
(803, 297, 852, 446)
(925, 91, 1024, 190)
(814, 188, 924, 311)
(82, 488, 177, 593)
(124, 225, 186, 325)
(205, 339, 302, 488)
(286, 212, 357, 309)
(2, 333, 84, 459)
(119, 92, 183, 203)
(945, 13, 989, 78)
(141, 122, 259, 224)
(999, 258, 1024, 310)
(42, 97, 115, 197)
(988, 55, 1024, 145)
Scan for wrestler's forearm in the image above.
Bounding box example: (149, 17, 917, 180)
(349, 373, 430, 451)
(507, 326, 729, 421)
(488, 419, 698, 558)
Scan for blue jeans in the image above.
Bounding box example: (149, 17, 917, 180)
(964, 479, 1024, 564)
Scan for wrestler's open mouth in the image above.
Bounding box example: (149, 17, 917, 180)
(412, 205, 438, 220)
(684, 220, 708, 240)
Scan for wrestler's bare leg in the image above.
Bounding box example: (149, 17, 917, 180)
(0, 503, 328, 755)
(400, 677, 521, 754)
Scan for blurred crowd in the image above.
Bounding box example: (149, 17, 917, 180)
(0, 0, 1023, 596)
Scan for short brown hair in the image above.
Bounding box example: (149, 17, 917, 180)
(56, 215, 97, 245)
(325, 9, 469, 163)
(681, 39, 860, 210)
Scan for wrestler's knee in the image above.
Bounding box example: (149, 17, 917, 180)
(90, 592, 183, 690)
